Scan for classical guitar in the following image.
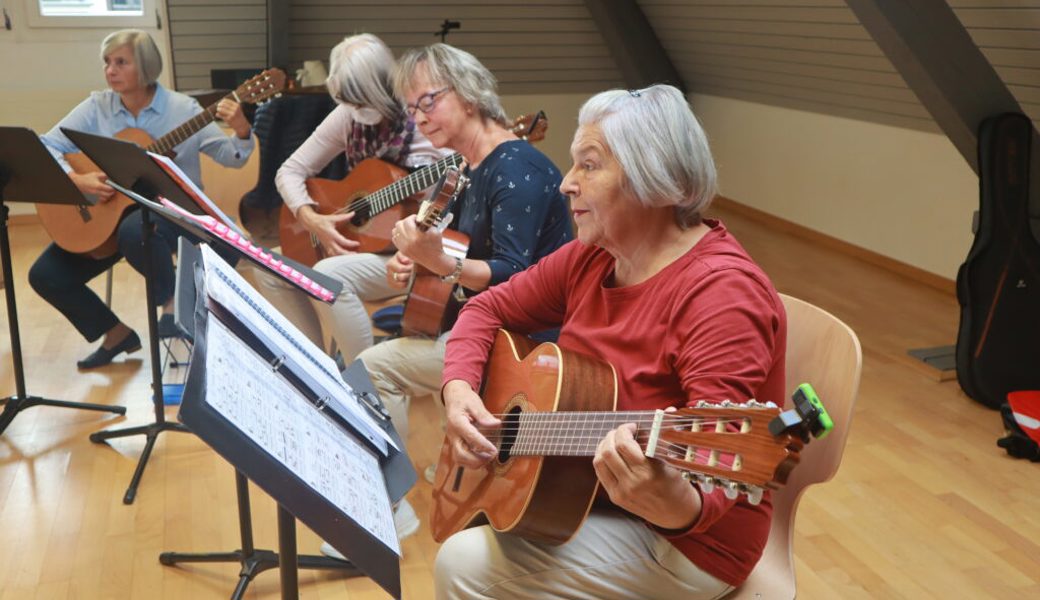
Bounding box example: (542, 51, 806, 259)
(430, 330, 831, 545)
(37, 69, 286, 258)
(278, 111, 547, 266)
(400, 165, 471, 338)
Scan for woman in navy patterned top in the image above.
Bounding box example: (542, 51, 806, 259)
(356, 43, 571, 510)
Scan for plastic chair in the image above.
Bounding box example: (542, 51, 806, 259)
(728, 294, 863, 600)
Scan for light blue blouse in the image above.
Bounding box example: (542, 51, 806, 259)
(40, 84, 254, 188)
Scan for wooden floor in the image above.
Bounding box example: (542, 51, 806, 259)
(1, 204, 1038, 599)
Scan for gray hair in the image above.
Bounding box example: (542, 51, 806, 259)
(393, 44, 510, 128)
(100, 29, 163, 87)
(326, 34, 403, 122)
(578, 85, 718, 228)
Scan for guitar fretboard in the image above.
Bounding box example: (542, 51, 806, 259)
(348, 153, 465, 217)
(507, 411, 656, 457)
(149, 103, 222, 156)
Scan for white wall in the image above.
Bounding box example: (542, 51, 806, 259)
(0, 0, 172, 215)
(692, 93, 978, 281)
(500, 92, 585, 175)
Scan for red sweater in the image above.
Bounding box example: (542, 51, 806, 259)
(442, 220, 787, 587)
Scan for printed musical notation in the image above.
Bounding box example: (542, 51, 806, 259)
(204, 316, 400, 555)
(200, 244, 396, 455)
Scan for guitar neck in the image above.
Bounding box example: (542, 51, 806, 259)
(501, 410, 656, 457)
(147, 98, 226, 156)
(353, 153, 465, 217)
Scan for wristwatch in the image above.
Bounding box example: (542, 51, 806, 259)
(439, 256, 464, 284)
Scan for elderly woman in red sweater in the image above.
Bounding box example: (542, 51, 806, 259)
(435, 84, 787, 599)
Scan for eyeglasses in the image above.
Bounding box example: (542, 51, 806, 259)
(406, 87, 451, 117)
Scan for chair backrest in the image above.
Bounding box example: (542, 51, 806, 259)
(728, 293, 862, 600)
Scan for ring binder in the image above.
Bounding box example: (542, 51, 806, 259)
(176, 261, 417, 599)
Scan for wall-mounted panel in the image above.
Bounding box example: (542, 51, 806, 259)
(166, 0, 268, 91)
(287, 0, 624, 96)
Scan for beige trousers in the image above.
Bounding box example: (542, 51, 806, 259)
(356, 331, 449, 441)
(434, 509, 732, 600)
(250, 253, 398, 361)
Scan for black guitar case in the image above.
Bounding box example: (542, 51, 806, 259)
(955, 113, 1040, 409)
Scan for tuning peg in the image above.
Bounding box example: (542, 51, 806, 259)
(723, 481, 739, 500)
(698, 477, 715, 494)
(746, 487, 764, 505)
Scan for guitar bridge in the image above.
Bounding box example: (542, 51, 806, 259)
(78, 205, 92, 223)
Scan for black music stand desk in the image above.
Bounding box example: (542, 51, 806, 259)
(176, 244, 414, 599)
(0, 126, 126, 435)
(156, 240, 361, 600)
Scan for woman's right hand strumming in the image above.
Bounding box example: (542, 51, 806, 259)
(70, 171, 115, 202)
(297, 204, 360, 255)
(442, 379, 501, 469)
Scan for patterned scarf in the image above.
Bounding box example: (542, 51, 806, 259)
(345, 116, 415, 169)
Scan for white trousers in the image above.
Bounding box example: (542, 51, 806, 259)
(435, 509, 732, 600)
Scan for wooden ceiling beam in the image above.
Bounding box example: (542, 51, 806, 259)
(844, 0, 1029, 175)
(584, 0, 684, 93)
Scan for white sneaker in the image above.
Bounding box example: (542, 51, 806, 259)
(318, 498, 420, 561)
(393, 498, 420, 540)
(319, 540, 347, 561)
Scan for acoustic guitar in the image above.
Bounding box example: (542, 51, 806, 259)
(37, 69, 286, 258)
(431, 330, 830, 545)
(278, 111, 547, 267)
(400, 165, 471, 337)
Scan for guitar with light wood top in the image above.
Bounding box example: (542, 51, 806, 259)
(278, 111, 547, 266)
(431, 329, 831, 545)
(37, 69, 285, 258)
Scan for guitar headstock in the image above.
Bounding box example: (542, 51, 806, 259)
(416, 165, 470, 232)
(511, 111, 548, 143)
(644, 400, 805, 505)
(233, 68, 287, 105)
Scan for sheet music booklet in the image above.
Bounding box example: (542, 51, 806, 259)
(178, 243, 414, 598)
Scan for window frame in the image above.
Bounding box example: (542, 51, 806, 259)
(25, 0, 156, 28)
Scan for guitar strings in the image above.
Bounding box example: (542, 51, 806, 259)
(332, 154, 463, 216)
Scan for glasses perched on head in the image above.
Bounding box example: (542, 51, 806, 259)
(406, 87, 451, 117)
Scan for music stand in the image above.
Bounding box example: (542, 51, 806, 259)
(174, 245, 414, 599)
(58, 128, 198, 504)
(156, 240, 355, 599)
(64, 128, 343, 505)
(0, 127, 127, 435)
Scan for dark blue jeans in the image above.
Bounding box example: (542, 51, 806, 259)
(29, 208, 182, 342)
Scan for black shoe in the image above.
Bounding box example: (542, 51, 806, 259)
(77, 331, 142, 370)
(158, 313, 180, 339)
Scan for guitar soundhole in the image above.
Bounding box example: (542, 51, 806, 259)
(497, 406, 522, 463)
(350, 206, 370, 227)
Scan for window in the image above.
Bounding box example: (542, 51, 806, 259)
(27, 0, 153, 27)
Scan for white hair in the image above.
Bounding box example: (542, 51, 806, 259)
(393, 43, 510, 128)
(326, 33, 403, 122)
(100, 29, 162, 87)
(578, 85, 718, 227)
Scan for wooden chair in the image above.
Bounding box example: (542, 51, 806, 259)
(728, 293, 862, 599)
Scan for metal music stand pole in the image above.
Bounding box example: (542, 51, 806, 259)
(160, 470, 357, 600)
(88, 207, 190, 504)
(0, 127, 127, 435)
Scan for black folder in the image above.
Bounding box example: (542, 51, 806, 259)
(179, 244, 415, 599)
